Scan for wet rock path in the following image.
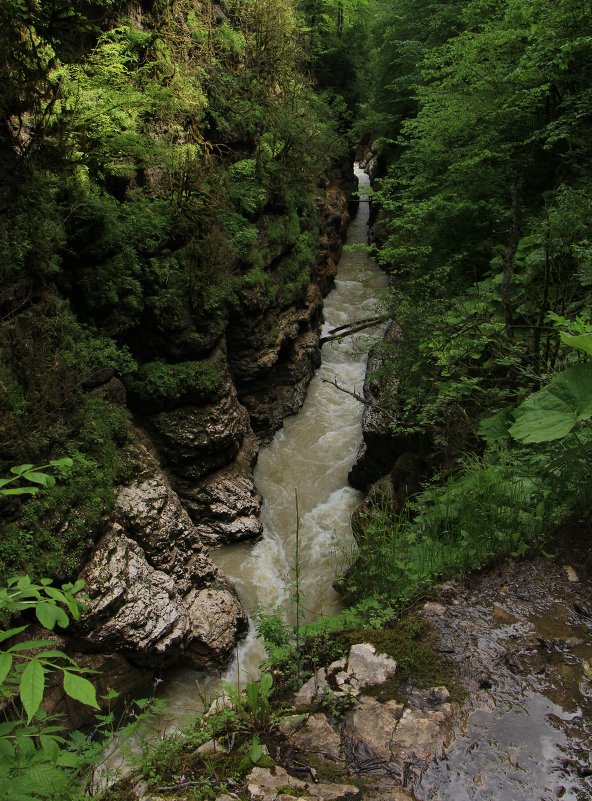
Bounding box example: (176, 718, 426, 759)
(416, 550, 592, 801)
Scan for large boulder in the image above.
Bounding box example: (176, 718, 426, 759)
(76, 448, 248, 670)
(148, 378, 252, 481)
(342, 690, 455, 776)
(174, 432, 263, 546)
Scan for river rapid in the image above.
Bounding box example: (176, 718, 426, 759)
(157, 165, 387, 723)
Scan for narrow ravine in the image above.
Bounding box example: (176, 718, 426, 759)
(158, 165, 387, 723)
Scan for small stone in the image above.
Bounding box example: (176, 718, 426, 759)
(279, 714, 307, 737)
(346, 643, 397, 688)
(205, 694, 235, 718)
(565, 637, 585, 648)
(335, 671, 349, 687)
(564, 565, 579, 583)
(492, 604, 518, 625)
(327, 658, 347, 674)
(294, 669, 328, 709)
(429, 686, 450, 704)
(196, 739, 228, 755)
(439, 581, 460, 601)
(130, 779, 150, 799)
(423, 602, 447, 617)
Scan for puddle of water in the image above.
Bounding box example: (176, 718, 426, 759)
(419, 561, 592, 801)
(417, 691, 584, 801)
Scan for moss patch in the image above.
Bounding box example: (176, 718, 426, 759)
(339, 617, 463, 703)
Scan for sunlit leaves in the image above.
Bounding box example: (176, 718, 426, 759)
(61, 670, 99, 709)
(19, 660, 46, 722)
(0, 459, 73, 499)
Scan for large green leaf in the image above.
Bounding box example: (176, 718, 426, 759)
(561, 332, 592, 356)
(62, 670, 99, 709)
(509, 364, 592, 443)
(0, 626, 27, 644)
(19, 660, 46, 721)
(0, 738, 15, 760)
(9, 465, 34, 476)
(21, 471, 55, 487)
(478, 408, 513, 442)
(35, 602, 69, 630)
(0, 653, 12, 686)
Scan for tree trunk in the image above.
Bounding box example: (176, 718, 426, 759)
(501, 173, 522, 339)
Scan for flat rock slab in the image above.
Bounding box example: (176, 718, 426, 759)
(293, 668, 329, 709)
(283, 713, 343, 762)
(247, 766, 360, 801)
(346, 643, 397, 688)
(342, 690, 455, 777)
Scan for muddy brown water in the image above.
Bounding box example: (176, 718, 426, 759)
(157, 164, 388, 721)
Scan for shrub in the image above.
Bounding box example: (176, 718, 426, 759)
(125, 359, 225, 411)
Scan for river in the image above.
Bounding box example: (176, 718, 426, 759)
(157, 164, 387, 724)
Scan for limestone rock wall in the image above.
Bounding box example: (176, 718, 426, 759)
(348, 322, 427, 493)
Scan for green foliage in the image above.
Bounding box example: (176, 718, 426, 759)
(0, 459, 73, 498)
(0, 0, 352, 587)
(0, 397, 132, 583)
(507, 364, 592, 443)
(125, 359, 225, 411)
(221, 673, 275, 734)
(139, 702, 273, 799)
(347, 454, 546, 604)
(0, 576, 98, 801)
(228, 160, 266, 217)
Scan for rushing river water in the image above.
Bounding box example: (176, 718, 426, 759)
(157, 165, 387, 723)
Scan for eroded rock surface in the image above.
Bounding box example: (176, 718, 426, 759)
(283, 713, 343, 762)
(227, 284, 324, 442)
(175, 432, 263, 546)
(286, 643, 455, 796)
(342, 690, 454, 780)
(148, 378, 251, 481)
(77, 447, 247, 671)
(347, 643, 398, 688)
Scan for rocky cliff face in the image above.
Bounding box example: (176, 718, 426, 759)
(348, 322, 427, 494)
(137, 173, 351, 548)
(67, 172, 352, 689)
